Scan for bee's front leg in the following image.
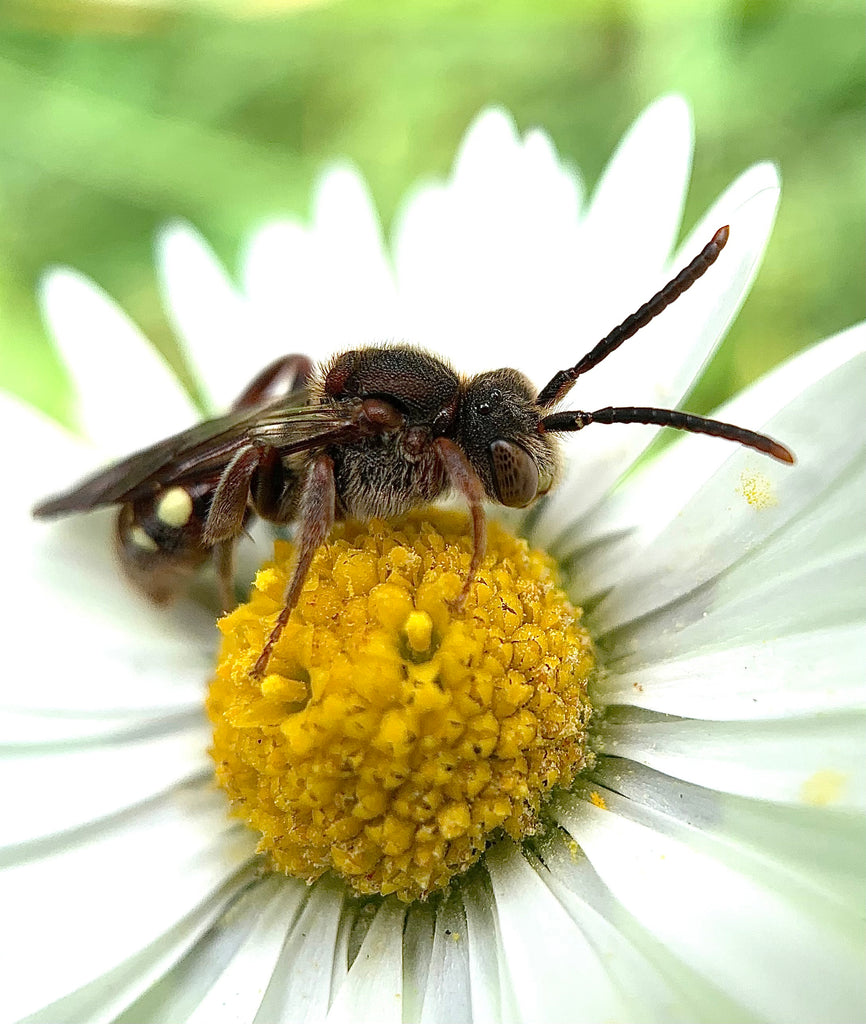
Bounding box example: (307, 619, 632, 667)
(434, 437, 487, 608)
(252, 454, 335, 678)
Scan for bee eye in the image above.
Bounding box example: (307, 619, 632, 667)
(489, 439, 539, 508)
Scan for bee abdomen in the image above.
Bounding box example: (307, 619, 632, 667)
(116, 483, 212, 603)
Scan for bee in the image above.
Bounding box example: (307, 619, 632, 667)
(34, 226, 794, 677)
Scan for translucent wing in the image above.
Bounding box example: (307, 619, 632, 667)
(33, 394, 362, 517)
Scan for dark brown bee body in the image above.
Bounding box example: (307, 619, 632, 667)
(33, 227, 794, 677)
(318, 347, 459, 520)
(116, 479, 219, 604)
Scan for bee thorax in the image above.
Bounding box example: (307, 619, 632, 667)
(331, 431, 447, 520)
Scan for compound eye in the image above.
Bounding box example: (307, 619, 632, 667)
(489, 439, 539, 508)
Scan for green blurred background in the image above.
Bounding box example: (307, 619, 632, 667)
(0, 0, 863, 428)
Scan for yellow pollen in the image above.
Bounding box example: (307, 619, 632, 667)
(208, 509, 595, 902)
(404, 610, 434, 653)
(800, 769, 847, 806)
(737, 469, 777, 510)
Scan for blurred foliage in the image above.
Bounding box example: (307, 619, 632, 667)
(0, 0, 863, 427)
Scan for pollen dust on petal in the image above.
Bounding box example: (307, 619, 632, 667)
(800, 769, 847, 806)
(737, 469, 778, 510)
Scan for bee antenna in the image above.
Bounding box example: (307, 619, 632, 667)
(537, 226, 730, 409)
(539, 405, 795, 465)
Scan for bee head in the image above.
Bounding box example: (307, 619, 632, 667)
(457, 369, 559, 508)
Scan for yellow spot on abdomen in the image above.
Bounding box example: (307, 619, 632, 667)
(156, 486, 194, 527)
(130, 525, 158, 551)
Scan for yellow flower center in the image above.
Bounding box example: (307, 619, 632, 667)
(208, 510, 594, 902)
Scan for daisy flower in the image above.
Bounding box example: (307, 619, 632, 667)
(1, 96, 864, 1023)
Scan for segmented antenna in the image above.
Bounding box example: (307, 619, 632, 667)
(539, 405, 795, 464)
(537, 226, 730, 409)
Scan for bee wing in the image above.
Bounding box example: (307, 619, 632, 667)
(33, 397, 362, 517)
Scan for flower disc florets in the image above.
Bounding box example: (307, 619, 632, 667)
(208, 510, 595, 902)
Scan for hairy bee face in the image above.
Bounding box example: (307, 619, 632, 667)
(457, 369, 559, 508)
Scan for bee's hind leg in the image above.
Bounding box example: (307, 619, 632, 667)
(213, 539, 237, 613)
(251, 454, 335, 678)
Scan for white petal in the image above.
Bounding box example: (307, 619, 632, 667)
(596, 623, 866, 720)
(118, 874, 296, 1024)
(394, 108, 583, 377)
(401, 901, 436, 1023)
(39, 268, 198, 453)
(594, 709, 866, 809)
(573, 95, 693, 346)
(555, 795, 866, 1024)
(586, 758, 866, 913)
(0, 720, 210, 847)
(419, 891, 470, 1024)
(254, 875, 347, 1024)
(530, 833, 731, 1023)
(575, 323, 864, 602)
(0, 390, 96, 511)
(532, 166, 780, 555)
(2, 394, 215, 714)
(157, 222, 276, 412)
(486, 841, 634, 1023)
(0, 709, 168, 745)
(587, 327, 865, 633)
(242, 166, 400, 362)
(461, 873, 517, 1023)
(31, 865, 259, 1024)
(12, 511, 214, 713)
(326, 899, 406, 1023)
(0, 783, 256, 1022)
(180, 876, 308, 1024)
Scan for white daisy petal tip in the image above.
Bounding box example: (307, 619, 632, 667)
(603, 91, 694, 193)
(312, 161, 378, 218)
(154, 218, 263, 411)
(155, 217, 208, 257)
(641, 91, 693, 134)
(38, 265, 198, 453)
(455, 105, 521, 166)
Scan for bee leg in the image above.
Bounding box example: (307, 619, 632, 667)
(204, 444, 269, 544)
(232, 354, 314, 410)
(213, 539, 237, 613)
(434, 437, 488, 608)
(250, 446, 301, 524)
(251, 454, 335, 678)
